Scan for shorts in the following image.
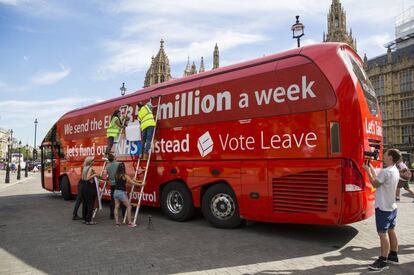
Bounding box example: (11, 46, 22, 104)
(397, 180, 410, 190)
(114, 190, 128, 201)
(375, 208, 397, 233)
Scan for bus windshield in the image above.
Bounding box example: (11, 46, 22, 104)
(340, 49, 378, 116)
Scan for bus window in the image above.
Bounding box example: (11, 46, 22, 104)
(340, 50, 378, 116)
(42, 146, 53, 170)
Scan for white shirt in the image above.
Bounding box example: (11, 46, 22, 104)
(375, 165, 399, 211)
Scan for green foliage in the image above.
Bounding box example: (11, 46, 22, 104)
(10, 146, 32, 160)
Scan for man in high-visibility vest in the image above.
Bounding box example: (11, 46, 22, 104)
(105, 109, 125, 158)
(137, 101, 156, 160)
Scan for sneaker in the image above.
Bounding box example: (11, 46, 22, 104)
(128, 223, 136, 228)
(72, 215, 81, 220)
(387, 253, 399, 264)
(368, 258, 389, 271)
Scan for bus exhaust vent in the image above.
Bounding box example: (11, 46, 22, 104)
(272, 170, 328, 213)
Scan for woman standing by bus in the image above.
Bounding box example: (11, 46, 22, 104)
(81, 156, 99, 225)
(114, 162, 142, 227)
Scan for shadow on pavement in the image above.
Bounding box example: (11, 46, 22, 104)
(0, 192, 360, 274)
(248, 245, 414, 275)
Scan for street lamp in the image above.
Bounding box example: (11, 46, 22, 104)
(17, 140, 21, 180)
(34, 118, 38, 160)
(25, 144, 28, 177)
(5, 130, 12, 184)
(291, 15, 305, 48)
(120, 82, 127, 96)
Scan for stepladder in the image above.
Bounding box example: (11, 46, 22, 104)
(124, 95, 162, 225)
(93, 104, 130, 219)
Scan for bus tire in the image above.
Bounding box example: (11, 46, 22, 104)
(60, 176, 72, 200)
(161, 181, 194, 222)
(202, 183, 242, 229)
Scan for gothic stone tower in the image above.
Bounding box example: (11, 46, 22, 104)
(213, 43, 219, 69)
(323, 0, 357, 51)
(183, 45, 218, 77)
(199, 56, 205, 73)
(144, 39, 172, 87)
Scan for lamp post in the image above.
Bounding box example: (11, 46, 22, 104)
(291, 15, 305, 48)
(25, 144, 28, 177)
(34, 118, 38, 160)
(17, 140, 21, 180)
(5, 130, 12, 184)
(120, 82, 127, 96)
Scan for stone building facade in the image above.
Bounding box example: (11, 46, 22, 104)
(323, 0, 357, 51)
(0, 128, 10, 159)
(365, 7, 414, 154)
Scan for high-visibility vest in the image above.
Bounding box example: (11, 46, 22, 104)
(138, 104, 156, 131)
(107, 116, 120, 138)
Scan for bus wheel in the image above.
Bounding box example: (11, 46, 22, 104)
(202, 183, 242, 229)
(60, 176, 72, 200)
(161, 181, 194, 222)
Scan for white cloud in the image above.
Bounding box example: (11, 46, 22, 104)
(0, 0, 76, 18)
(0, 0, 27, 6)
(99, 4, 270, 78)
(102, 0, 400, 78)
(0, 80, 7, 89)
(0, 98, 94, 118)
(111, 0, 322, 16)
(98, 29, 267, 77)
(0, 97, 99, 145)
(358, 34, 392, 58)
(0, 65, 71, 93)
(343, 0, 405, 24)
(30, 66, 71, 86)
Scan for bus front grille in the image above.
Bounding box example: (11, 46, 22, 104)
(272, 170, 328, 213)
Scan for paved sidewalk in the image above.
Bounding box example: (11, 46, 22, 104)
(0, 175, 413, 274)
(0, 170, 37, 189)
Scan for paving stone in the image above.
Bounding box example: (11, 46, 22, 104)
(1, 171, 414, 274)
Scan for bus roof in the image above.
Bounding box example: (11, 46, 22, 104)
(59, 42, 349, 120)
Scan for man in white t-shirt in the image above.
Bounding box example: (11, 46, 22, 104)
(363, 149, 401, 272)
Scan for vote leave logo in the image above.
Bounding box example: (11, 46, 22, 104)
(198, 131, 214, 157)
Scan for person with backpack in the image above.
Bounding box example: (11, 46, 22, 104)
(105, 153, 125, 219)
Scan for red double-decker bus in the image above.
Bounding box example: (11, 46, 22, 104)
(41, 43, 382, 228)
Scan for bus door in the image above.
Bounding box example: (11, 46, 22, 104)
(41, 144, 60, 192)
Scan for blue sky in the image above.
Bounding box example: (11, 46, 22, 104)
(0, 0, 410, 147)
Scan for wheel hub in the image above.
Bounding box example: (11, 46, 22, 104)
(166, 191, 183, 214)
(210, 193, 235, 220)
